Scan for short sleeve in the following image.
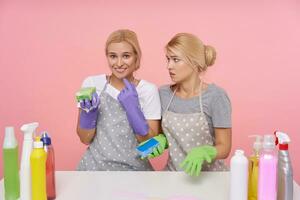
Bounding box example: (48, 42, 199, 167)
(81, 77, 94, 88)
(140, 84, 161, 120)
(210, 93, 232, 128)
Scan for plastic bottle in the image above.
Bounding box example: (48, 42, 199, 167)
(30, 140, 47, 200)
(20, 122, 39, 200)
(258, 135, 278, 200)
(41, 132, 56, 200)
(230, 149, 249, 200)
(275, 131, 293, 200)
(248, 135, 262, 200)
(3, 126, 20, 200)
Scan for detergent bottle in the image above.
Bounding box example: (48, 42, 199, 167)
(20, 122, 39, 200)
(275, 131, 293, 200)
(258, 135, 277, 200)
(248, 135, 262, 200)
(30, 139, 47, 200)
(3, 126, 20, 200)
(41, 131, 56, 200)
(230, 149, 249, 200)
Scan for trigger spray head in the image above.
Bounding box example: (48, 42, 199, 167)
(274, 131, 290, 150)
(20, 122, 39, 140)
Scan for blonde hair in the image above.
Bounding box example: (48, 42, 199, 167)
(105, 29, 142, 69)
(166, 33, 216, 72)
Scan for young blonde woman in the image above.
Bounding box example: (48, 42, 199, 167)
(157, 33, 232, 176)
(76, 29, 162, 171)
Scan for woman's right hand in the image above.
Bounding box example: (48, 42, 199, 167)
(79, 93, 100, 129)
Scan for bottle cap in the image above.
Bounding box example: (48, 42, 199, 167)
(3, 126, 17, 148)
(263, 135, 275, 149)
(234, 149, 245, 156)
(40, 131, 51, 145)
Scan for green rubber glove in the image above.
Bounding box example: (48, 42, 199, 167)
(179, 145, 217, 177)
(138, 134, 168, 159)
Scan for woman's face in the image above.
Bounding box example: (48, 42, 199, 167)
(166, 49, 195, 83)
(107, 41, 137, 80)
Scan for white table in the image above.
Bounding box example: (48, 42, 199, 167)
(1, 171, 300, 200)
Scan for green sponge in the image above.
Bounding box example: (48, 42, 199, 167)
(76, 87, 96, 102)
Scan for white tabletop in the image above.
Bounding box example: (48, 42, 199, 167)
(1, 171, 300, 200)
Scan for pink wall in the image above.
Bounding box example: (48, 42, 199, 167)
(1, 1, 299, 183)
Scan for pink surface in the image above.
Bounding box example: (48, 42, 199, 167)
(0, 1, 300, 183)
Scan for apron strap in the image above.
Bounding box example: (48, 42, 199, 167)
(166, 81, 204, 113)
(199, 81, 204, 114)
(165, 86, 177, 112)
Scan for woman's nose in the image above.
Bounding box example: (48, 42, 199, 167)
(117, 58, 124, 67)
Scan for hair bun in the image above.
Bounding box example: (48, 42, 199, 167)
(204, 45, 216, 67)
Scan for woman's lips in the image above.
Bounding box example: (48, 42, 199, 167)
(114, 67, 127, 73)
(169, 72, 175, 76)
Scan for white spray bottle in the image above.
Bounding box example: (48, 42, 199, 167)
(275, 131, 293, 200)
(20, 122, 39, 200)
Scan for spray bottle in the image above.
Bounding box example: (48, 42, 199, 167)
(248, 135, 262, 200)
(41, 131, 56, 200)
(3, 126, 20, 200)
(258, 135, 278, 200)
(20, 122, 39, 200)
(30, 138, 47, 200)
(230, 149, 249, 200)
(274, 131, 293, 200)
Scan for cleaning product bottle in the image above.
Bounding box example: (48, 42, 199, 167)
(230, 149, 249, 200)
(248, 135, 262, 200)
(275, 131, 293, 200)
(3, 126, 20, 200)
(258, 135, 278, 200)
(41, 131, 56, 200)
(30, 139, 47, 200)
(20, 122, 39, 200)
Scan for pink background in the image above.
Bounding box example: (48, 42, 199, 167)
(1, 1, 299, 183)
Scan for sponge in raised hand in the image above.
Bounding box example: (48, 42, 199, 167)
(75, 87, 96, 102)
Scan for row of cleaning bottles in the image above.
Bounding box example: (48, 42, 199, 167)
(3, 122, 56, 200)
(230, 131, 293, 200)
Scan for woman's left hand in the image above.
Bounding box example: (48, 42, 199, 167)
(180, 145, 217, 177)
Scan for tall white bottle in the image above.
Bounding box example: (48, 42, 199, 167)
(230, 149, 249, 200)
(20, 122, 39, 200)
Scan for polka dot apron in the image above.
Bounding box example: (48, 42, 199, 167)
(77, 81, 152, 171)
(162, 82, 228, 171)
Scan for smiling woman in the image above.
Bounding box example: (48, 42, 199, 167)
(76, 29, 162, 171)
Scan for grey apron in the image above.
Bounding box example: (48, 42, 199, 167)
(77, 81, 152, 171)
(162, 82, 227, 171)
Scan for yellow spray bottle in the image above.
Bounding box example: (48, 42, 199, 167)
(30, 137, 47, 200)
(248, 135, 262, 200)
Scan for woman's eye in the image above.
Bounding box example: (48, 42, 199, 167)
(110, 55, 116, 59)
(174, 58, 180, 62)
(123, 55, 130, 59)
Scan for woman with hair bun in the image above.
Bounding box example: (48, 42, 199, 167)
(152, 33, 232, 176)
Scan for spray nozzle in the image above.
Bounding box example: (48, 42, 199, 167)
(274, 131, 290, 150)
(40, 131, 51, 146)
(249, 135, 263, 153)
(20, 122, 39, 140)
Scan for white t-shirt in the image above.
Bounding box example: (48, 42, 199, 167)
(81, 74, 161, 120)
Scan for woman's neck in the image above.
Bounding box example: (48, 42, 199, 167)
(108, 74, 136, 91)
(175, 77, 202, 99)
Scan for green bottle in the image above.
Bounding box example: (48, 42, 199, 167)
(3, 126, 20, 200)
